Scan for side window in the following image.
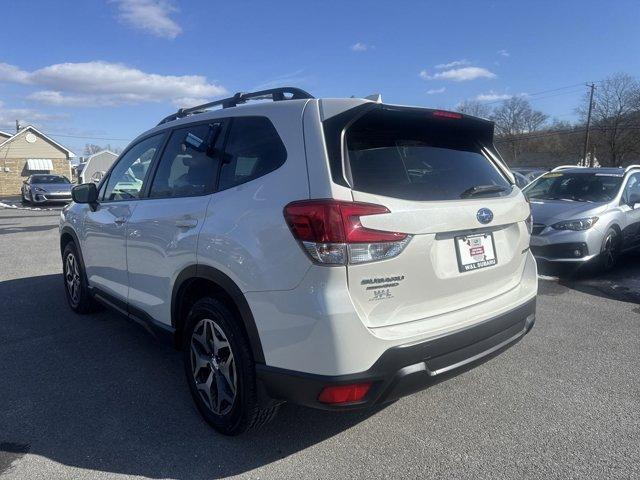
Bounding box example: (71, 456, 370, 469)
(103, 134, 164, 202)
(622, 173, 640, 204)
(149, 123, 221, 198)
(218, 117, 287, 191)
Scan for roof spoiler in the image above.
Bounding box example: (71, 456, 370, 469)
(157, 87, 314, 126)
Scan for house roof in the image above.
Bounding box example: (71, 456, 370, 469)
(0, 130, 11, 138)
(86, 149, 118, 160)
(0, 125, 75, 157)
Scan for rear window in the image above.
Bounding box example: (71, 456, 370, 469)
(327, 106, 511, 201)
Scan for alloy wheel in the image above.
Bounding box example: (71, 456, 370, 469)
(65, 253, 81, 305)
(190, 318, 237, 415)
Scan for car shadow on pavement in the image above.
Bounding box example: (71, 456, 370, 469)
(0, 274, 383, 479)
(537, 252, 640, 305)
(0, 224, 59, 235)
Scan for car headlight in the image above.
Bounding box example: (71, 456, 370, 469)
(33, 187, 47, 193)
(551, 217, 599, 231)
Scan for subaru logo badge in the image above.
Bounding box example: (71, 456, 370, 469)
(476, 208, 493, 224)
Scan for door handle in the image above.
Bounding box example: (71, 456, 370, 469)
(114, 216, 127, 225)
(175, 218, 198, 229)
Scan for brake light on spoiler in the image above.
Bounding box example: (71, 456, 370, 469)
(432, 110, 463, 119)
(284, 200, 412, 265)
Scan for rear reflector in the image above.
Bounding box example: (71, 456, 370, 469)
(432, 110, 463, 119)
(318, 383, 372, 404)
(284, 200, 411, 265)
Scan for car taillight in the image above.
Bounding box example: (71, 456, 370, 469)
(318, 383, 372, 404)
(283, 199, 412, 265)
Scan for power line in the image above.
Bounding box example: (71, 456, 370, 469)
(478, 82, 588, 105)
(44, 132, 132, 142)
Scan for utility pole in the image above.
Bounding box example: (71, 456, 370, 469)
(15, 119, 20, 133)
(583, 83, 595, 167)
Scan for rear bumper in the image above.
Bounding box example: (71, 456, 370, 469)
(256, 298, 536, 410)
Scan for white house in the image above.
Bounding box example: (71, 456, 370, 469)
(80, 150, 119, 183)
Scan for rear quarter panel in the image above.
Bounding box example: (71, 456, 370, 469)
(196, 104, 312, 292)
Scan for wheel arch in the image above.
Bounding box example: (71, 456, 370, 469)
(171, 265, 265, 364)
(60, 227, 85, 265)
(609, 222, 622, 236)
(604, 222, 622, 249)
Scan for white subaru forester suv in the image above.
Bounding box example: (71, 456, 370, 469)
(60, 88, 537, 435)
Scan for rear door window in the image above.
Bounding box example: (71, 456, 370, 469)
(149, 123, 222, 198)
(341, 108, 510, 201)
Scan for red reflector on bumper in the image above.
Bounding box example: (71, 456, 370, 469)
(318, 383, 372, 404)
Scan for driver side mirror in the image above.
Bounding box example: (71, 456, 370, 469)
(629, 192, 640, 209)
(72, 183, 98, 206)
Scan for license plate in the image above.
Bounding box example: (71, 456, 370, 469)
(454, 233, 497, 273)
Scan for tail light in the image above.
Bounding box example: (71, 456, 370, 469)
(283, 199, 412, 265)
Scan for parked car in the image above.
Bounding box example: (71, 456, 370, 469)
(512, 167, 549, 185)
(524, 165, 640, 270)
(59, 87, 537, 435)
(22, 174, 73, 204)
(513, 170, 531, 188)
(90, 170, 105, 183)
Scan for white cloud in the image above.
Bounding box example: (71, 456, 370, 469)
(350, 42, 372, 52)
(475, 91, 512, 102)
(0, 61, 227, 107)
(0, 101, 68, 131)
(252, 69, 312, 91)
(422, 66, 496, 82)
(113, 0, 182, 39)
(435, 59, 470, 70)
(171, 97, 211, 108)
(497, 49, 510, 57)
(426, 87, 446, 95)
(0, 63, 30, 83)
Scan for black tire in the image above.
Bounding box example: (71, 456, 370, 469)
(183, 297, 279, 435)
(62, 241, 97, 314)
(599, 227, 619, 272)
(21, 191, 29, 205)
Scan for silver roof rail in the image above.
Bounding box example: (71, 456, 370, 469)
(624, 164, 640, 173)
(551, 165, 584, 172)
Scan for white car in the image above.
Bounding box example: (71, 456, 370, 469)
(59, 87, 537, 435)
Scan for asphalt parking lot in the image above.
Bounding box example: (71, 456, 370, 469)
(1, 206, 639, 480)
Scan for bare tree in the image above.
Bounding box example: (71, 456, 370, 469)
(83, 143, 123, 156)
(83, 144, 102, 155)
(491, 97, 548, 162)
(578, 73, 640, 166)
(455, 100, 491, 119)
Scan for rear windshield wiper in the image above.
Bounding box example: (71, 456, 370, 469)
(460, 185, 509, 198)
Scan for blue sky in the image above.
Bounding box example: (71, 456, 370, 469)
(0, 0, 639, 155)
